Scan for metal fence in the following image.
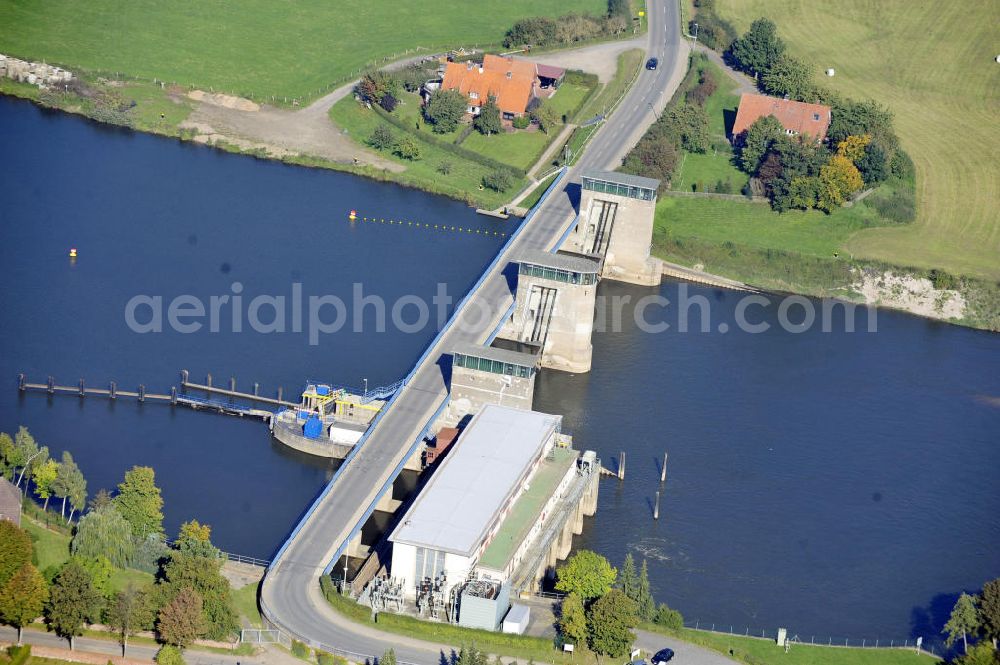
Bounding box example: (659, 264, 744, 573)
(682, 621, 942, 656)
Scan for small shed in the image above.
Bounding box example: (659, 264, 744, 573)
(502, 603, 530, 634)
(0, 477, 22, 526)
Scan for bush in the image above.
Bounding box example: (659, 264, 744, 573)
(379, 92, 398, 113)
(512, 115, 530, 130)
(291, 639, 310, 659)
(317, 651, 335, 665)
(482, 169, 515, 192)
(367, 125, 396, 151)
(155, 645, 186, 665)
(653, 603, 684, 629)
(928, 269, 959, 291)
(393, 136, 421, 160)
(437, 161, 453, 175)
(864, 183, 916, 224)
(504, 16, 558, 47)
(686, 69, 717, 106)
(691, 9, 737, 51)
(7, 645, 31, 665)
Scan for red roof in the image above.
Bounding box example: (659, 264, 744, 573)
(441, 60, 535, 115)
(732, 93, 832, 141)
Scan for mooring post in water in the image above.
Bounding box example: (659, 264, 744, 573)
(17, 374, 25, 391)
(253, 382, 259, 397)
(180, 369, 189, 386)
(170, 387, 177, 405)
(654, 490, 660, 519)
(109, 381, 117, 399)
(206, 373, 212, 389)
(229, 377, 236, 392)
(618, 451, 625, 480)
(661, 452, 668, 483)
(138, 385, 145, 403)
(277, 386, 283, 403)
(78, 379, 85, 397)
(47, 376, 54, 394)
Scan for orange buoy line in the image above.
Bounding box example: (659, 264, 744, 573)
(347, 213, 506, 238)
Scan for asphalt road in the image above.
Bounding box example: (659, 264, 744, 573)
(260, 3, 698, 663)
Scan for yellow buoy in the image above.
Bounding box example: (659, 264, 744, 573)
(69, 248, 78, 258)
(348, 209, 357, 221)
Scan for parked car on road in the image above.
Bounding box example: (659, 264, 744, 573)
(651, 648, 675, 664)
(646, 57, 659, 70)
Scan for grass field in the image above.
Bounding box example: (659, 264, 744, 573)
(461, 129, 551, 171)
(232, 581, 262, 627)
(544, 82, 592, 121)
(655, 194, 883, 258)
(645, 626, 940, 665)
(715, 0, 1000, 280)
(0, 0, 606, 101)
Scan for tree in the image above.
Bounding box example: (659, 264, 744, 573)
(0, 521, 33, 589)
(587, 589, 638, 658)
(157, 587, 205, 648)
(504, 17, 558, 48)
(52, 451, 86, 522)
(622, 135, 679, 184)
(70, 555, 113, 598)
(72, 504, 135, 568)
(738, 115, 783, 173)
(32, 458, 59, 511)
(555, 550, 616, 600)
(856, 140, 889, 185)
(155, 644, 187, 665)
(980, 578, 1000, 648)
(46, 560, 103, 650)
(636, 560, 656, 621)
(945, 593, 981, 654)
(663, 104, 709, 153)
(424, 89, 467, 134)
(0, 432, 15, 478)
(532, 105, 560, 134)
(89, 489, 112, 513)
(653, 603, 684, 629)
(558, 592, 588, 647)
(817, 154, 863, 212)
(474, 95, 502, 135)
(728, 17, 785, 78)
(162, 552, 238, 641)
(827, 98, 895, 148)
(367, 125, 396, 151)
(107, 583, 155, 657)
(357, 70, 398, 105)
(836, 134, 871, 163)
(10, 427, 36, 488)
(482, 169, 515, 193)
(618, 553, 638, 601)
(176, 520, 220, 560)
(455, 644, 487, 665)
(379, 92, 398, 113)
(393, 136, 422, 160)
(786, 176, 821, 210)
(381, 648, 397, 665)
(760, 55, 814, 101)
(0, 562, 48, 643)
(114, 466, 164, 540)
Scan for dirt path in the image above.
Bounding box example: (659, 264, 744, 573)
(527, 37, 645, 82)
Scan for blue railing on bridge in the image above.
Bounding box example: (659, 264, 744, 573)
(269, 166, 570, 574)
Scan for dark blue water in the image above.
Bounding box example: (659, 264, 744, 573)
(534, 281, 1000, 644)
(2, 96, 998, 644)
(0, 96, 509, 557)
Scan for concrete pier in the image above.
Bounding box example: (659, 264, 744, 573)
(499, 249, 600, 373)
(562, 170, 663, 287)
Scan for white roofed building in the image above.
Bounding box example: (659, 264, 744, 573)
(389, 404, 580, 601)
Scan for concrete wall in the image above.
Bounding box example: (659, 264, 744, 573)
(567, 189, 663, 286)
(448, 364, 535, 423)
(500, 275, 596, 373)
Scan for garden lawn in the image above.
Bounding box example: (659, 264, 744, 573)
(671, 150, 746, 193)
(232, 581, 262, 627)
(645, 626, 939, 665)
(716, 0, 1000, 280)
(328, 97, 525, 209)
(655, 195, 881, 259)
(23, 519, 71, 573)
(462, 129, 551, 171)
(0, 0, 606, 101)
(544, 82, 592, 121)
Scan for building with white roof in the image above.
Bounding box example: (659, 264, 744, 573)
(389, 404, 580, 601)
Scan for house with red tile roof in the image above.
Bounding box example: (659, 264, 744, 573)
(732, 93, 832, 142)
(437, 55, 565, 119)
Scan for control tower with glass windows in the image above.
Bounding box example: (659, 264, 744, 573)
(447, 343, 539, 423)
(563, 170, 663, 286)
(498, 249, 600, 373)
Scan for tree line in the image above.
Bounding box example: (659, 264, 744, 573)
(1, 427, 87, 523)
(503, 0, 634, 49)
(553, 550, 683, 658)
(943, 578, 1000, 665)
(0, 430, 241, 665)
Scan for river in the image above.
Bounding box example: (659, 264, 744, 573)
(1, 96, 998, 645)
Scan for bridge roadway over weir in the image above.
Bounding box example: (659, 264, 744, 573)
(261, 0, 684, 659)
